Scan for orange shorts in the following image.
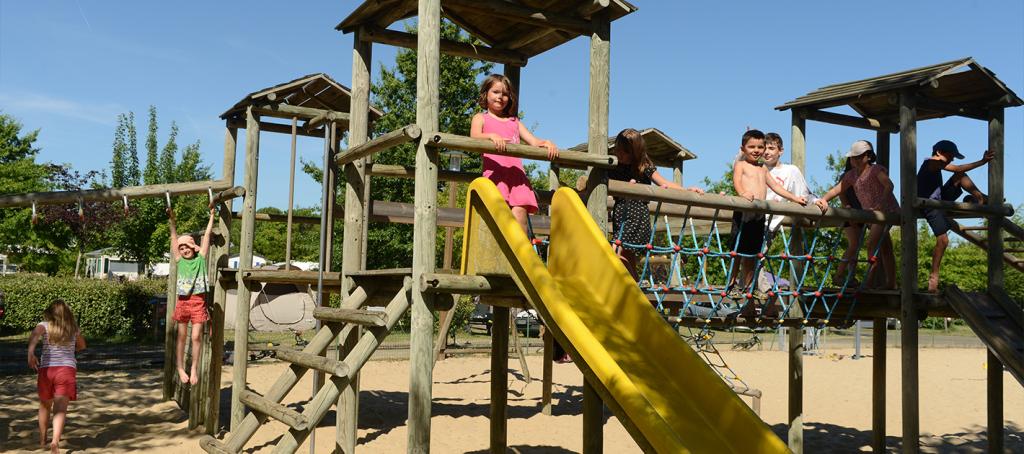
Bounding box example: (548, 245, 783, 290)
(38, 366, 77, 401)
(173, 294, 209, 324)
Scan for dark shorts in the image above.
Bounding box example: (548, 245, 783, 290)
(922, 178, 963, 236)
(923, 208, 954, 236)
(731, 211, 766, 255)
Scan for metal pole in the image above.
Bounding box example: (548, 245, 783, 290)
(853, 321, 862, 359)
(310, 125, 331, 454)
(285, 117, 298, 268)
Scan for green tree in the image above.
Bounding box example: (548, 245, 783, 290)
(159, 122, 179, 184)
(143, 106, 159, 185)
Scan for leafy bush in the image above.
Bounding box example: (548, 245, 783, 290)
(0, 275, 165, 340)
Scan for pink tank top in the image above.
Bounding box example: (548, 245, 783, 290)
(481, 112, 523, 172)
(841, 164, 899, 213)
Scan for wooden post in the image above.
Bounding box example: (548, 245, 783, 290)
(898, 88, 920, 454)
(876, 131, 891, 171)
(986, 107, 1004, 454)
(285, 117, 298, 267)
(203, 125, 236, 434)
(791, 110, 806, 171)
(336, 29, 372, 454)
(231, 106, 261, 431)
(582, 378, 603, 454)
(788, 325, 804, 453)
(673, 159, 684, 186)
(409, 0, 440, 450)
(872, 317, 886, 452)
(163, 240, 179, 401)
(490, 305, 509, 453)
(581, 10, 610, 448)
(584, 9, 610, 232)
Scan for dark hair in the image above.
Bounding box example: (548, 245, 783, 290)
(614, 128, 654, 178)
(741, 129, 765, 146)
(478, 74, 518, 118)
(764, 132, 783, 149)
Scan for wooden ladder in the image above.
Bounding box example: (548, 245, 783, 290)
(950, 216, 1024, 272)
(199, 277, 412, 454)
(944, 285, 1024, 386)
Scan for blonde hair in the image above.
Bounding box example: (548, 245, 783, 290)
(478, 74, 518, 118)
(614, 128, 654, 178)
(43, 299, 78, 346)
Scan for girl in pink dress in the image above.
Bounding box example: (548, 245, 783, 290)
(816, 140, 898, 289)
(470, 74, 558, 232)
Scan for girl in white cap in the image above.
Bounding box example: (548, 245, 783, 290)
(168, 206, 216, 384)
(816, 140, 898, 289)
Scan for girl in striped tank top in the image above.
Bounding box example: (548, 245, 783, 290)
(27, 299, 86, 453)
(471, 73, 559, 233)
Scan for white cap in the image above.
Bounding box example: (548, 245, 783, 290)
(846, 140, 873, 157)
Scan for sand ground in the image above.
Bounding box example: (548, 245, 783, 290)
(1, 347, 1021, 453)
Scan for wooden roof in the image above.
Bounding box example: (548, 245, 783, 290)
(337, 0, 638, 61)
(776, 57, 1022, 123)
(220, 73, 382, 123)
(569, 128, 697, 167)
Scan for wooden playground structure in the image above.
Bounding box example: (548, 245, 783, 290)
(1, 1, 1021, 453)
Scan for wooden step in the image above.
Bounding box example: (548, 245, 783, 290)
(274, 347, 350, 377)
(313, 307, 387, 327)
(239, 390, 309, 431)
(199, 435, 237, 454)
(961, 226, 988, 231)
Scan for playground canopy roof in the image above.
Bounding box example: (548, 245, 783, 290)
(569, 127, 697, 167)
(336, 0, 638, 62)
(220, 73, 383, 126)
(776, 57, 1023, 125)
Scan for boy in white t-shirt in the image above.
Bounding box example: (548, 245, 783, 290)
(758, 133, 817, 302)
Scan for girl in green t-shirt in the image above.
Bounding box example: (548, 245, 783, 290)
(168, 206, 216, 385)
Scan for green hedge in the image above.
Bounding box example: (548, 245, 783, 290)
(0, 275, 166, 340)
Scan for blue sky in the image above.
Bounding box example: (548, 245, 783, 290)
(2, 1, 1022, 211)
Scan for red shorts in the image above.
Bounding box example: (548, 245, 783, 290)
(173, 294, 209, 324)
(38, 366, 77, 401)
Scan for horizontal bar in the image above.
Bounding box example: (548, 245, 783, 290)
(254, 103, 350, 122)
(428, 132, 617, 169)
(0, 179, 232, 209)
(803, 108, 898, 133)
(238, 389, 309, 431)
(226, 118, 326, 138)
(336, 124, 421, 166)
(914, 198, 1014, 217)
(420, 273, 521, 297)
(210, 186, 245, 206)
(273, 348, 351, 378)
(368, 163, 480, 183)
(607, 180, 900, 225)
(312, 307, 387, 327)
(360, 26, 528, 67)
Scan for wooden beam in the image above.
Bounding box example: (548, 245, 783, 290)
(490, 304, 510, 452)
(336, 124, 420, 166)
(359, 25, 528, 66)
(585, 10, 611, 234)
(804, 108, 898, 133)
(227, 118, 326, 138)
(409, 0, 440, 448)
(231, 106, 260, 432)
(913, 198, 1013, 217)
(428, 131, 617, 169)
(872, 318, 886, 452)
(210, 186, 245, 207)
(986, 106, 1005, 454)
(788, 327, 804, 453)
(444, 0, 592, 36)
(238, 390, 309, 431)
(368, 163, 479, 183)
(898, 87, 921, 453)
(791, 111, 807, 173)
(915, 96, 988, 121)
(253, 103, 350, 122)
(876, 131, 891, 170)
(0, 179, 232, 208)
(419, 273, 520, 297)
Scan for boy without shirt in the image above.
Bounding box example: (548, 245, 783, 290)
(729, 130, 807, 305)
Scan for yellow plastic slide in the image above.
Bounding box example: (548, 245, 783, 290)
(461, 178, 788, 453)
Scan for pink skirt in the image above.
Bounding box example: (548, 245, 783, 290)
(483, 155, 538, 214)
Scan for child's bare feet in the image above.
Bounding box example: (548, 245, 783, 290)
(189, 368, 199, 385)
(49, 441, 59, 454)
(177, 368, 190, 384)
(927, 274, 939, 293)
